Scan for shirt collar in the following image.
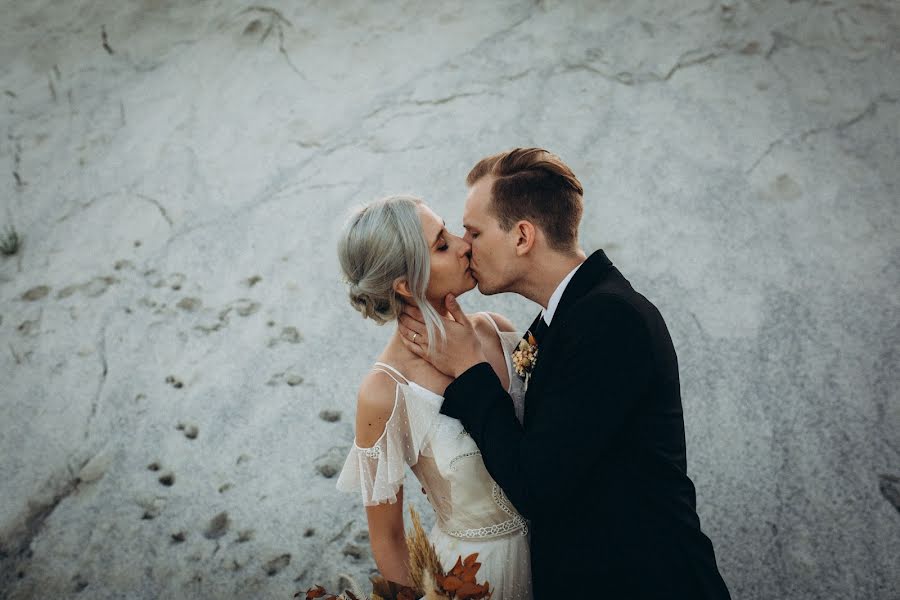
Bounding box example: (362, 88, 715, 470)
(541, 262, 584, 325)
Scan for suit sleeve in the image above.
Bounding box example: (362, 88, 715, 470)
(440, 296, 652, 518)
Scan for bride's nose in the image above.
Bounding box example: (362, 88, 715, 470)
(455, 234, 471, 256)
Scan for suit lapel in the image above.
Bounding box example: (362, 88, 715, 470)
(522, 250, 614, 425)
(524, 313, 543, 343)
(551, 249, 613, 326)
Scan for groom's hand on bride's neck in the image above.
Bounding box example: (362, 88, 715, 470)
(399, 294, 487, 378)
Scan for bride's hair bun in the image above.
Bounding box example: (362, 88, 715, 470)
(348, 282, 394, 324)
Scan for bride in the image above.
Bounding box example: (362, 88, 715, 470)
(335, 195, 533, 599)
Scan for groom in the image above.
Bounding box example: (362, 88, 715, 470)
(399, 148, 731, 599)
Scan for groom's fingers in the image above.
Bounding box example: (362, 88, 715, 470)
(399, 331, 425, 357)
(444, 294, 471, 328)
(398, 313, 425, 336)
(398, 314, 426, 344)
(400, 304, 425, 324)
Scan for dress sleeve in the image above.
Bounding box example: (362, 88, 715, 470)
(336, 384, 440, 506)
(497, 330, 527, 425)
(477, 312, 527, 425)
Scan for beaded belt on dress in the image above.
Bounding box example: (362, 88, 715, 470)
(439, 484, 529, 539)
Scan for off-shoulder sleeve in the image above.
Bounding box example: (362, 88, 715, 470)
(336, 384, 441, 506)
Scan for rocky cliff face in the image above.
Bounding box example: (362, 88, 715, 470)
(1, 1, 897, 598)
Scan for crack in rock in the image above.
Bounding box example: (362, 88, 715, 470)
(563, 45, 731, 87)
(236, 6, 306, 81)
(135, 193, 173, 227)
(746, 94, 899, 174)
(84, 309, 111, 440)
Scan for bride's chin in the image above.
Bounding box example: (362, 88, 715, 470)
(457, 280, 477, 295)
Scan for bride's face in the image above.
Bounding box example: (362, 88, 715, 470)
(417, 203, 476, 305)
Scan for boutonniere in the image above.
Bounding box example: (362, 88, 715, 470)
(512, 331, 538, 390)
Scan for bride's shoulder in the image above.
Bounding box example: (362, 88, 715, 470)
(472, 311, 517, 334)
(358, 369, 398, 402)
(354, 370, 401, 447)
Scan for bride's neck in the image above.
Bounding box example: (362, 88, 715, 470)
(390, 299, 451, 347)
(406, 298, 452, 319)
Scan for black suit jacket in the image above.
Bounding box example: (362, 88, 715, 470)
(441, 250, 731, 599)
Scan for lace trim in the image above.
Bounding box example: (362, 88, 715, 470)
(362, 445, 382, 459)
(492, 483, 528, 536)
(440, 483, 528, 539)
(448, 450, 481, 470)
(442, 519, 524, 539)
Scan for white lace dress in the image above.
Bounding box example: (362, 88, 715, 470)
(336, 315, 532, 600)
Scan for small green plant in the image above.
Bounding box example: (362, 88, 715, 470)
(0, 225, 19, 256)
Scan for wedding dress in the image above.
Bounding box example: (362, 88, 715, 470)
(336, 314, 533, 600)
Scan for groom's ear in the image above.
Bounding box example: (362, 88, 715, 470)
(393, 278, 413, 300)
(514, 220, 537, 256)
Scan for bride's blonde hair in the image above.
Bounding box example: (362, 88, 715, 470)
(338, 195, 446, 348)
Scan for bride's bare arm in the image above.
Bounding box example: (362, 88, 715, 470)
(364, 488, 412, 586)
(355, 373, 413, 586)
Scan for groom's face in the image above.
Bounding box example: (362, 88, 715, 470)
(462, 176, 519, 295)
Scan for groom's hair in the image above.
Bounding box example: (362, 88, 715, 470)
(466, 147, 583, 252)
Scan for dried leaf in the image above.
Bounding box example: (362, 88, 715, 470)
(449, 556, 464, 576)
(370, 575, 420, 600)
(431, 552, 492, 599)
(440, 575, 463, 592)
(397, 589, 418, 600)
(305, 585, 328, 599)
(460, 581, 493, 600)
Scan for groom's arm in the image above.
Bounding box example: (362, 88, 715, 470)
(441, 296, 652, 519)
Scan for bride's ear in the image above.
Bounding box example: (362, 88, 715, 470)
(393, 277, 413, 300)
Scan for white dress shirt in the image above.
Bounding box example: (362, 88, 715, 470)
(541, 262, 584, 325)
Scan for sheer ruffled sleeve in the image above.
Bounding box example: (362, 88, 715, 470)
(336, 384, 441, 506)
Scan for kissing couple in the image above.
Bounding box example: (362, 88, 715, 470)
(336, 148, 732, 599)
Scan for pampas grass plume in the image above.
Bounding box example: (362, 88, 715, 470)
(406, 505, 446, 597)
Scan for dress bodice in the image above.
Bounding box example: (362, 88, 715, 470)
(336, 315, 528, 540)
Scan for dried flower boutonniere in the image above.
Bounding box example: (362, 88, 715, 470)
(512, 331, 538, 390)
